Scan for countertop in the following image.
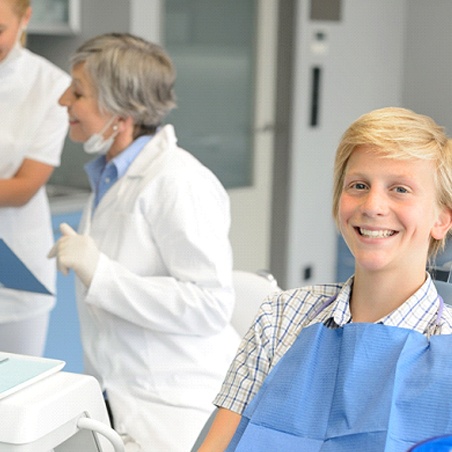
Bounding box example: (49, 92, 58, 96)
(47, 185, 90, 215)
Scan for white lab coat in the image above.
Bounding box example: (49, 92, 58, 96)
(0, 46, 69, 321)
(76, 125, 240, 451)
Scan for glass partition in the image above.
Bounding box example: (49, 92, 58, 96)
(164, 0, 256, 188)
(28, 0, 80, 35)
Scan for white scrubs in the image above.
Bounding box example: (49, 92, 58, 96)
(0, 45, 70, 354)
(76, 125, 241, 451)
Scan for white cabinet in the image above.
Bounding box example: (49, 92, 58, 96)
(28, 0, 80, 35)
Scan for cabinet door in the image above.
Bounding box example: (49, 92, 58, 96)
(28, 0, 80, 35)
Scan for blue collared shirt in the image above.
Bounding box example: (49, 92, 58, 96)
(84, 135, 153, 210)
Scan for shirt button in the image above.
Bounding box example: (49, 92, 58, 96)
(105, 177, 111, 183)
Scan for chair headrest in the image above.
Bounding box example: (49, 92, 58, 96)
(433, 280, 452, 306)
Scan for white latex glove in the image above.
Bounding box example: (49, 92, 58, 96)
(48, 223, 100, 288)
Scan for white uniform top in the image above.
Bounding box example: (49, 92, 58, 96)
(0, 45, 70, 321)
(76, 125, 241, 450)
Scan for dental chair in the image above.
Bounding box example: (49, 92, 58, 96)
(231, 269, 281, 336)
(190, 269, 281, 451)
(429, 262, 452, 306)
(434, 279, 452, 307)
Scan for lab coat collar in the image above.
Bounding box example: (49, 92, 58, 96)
(85, 124, 178, 220)
(125, 124, 178, 179)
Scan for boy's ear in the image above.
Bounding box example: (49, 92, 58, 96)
(431, 207, 452, 240)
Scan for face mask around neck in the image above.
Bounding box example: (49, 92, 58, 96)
(83, 117, 119, 155)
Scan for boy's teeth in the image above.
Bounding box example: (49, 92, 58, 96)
(360, 228, 394, 238)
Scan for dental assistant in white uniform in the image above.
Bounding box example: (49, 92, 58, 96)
(0, 0, 69, 355)
(49, 33, 240, 451)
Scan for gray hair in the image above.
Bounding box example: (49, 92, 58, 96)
(71, 33, 177, 136)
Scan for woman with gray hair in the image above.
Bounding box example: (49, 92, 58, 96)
(49, 33, 240, 451)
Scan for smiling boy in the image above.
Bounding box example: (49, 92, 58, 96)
(198, 107, 452, 451)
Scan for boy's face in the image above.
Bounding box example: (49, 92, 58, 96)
(338, 145, 451, 275)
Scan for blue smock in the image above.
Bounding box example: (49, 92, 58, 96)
(227, 299, 452, 451)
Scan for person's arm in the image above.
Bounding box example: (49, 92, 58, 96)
(197, 408, 242, 452)
(0, 158, 54, 206)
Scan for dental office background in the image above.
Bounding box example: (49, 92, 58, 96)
(27, 0, 451, 371)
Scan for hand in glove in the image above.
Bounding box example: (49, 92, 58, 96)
(48, 223, 100, 288)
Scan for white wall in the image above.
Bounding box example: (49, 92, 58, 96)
(403, 0, 452, 135)
(129, 0, 162, 43)
(282, 0, 407, 288)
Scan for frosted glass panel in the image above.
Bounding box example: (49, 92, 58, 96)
(164, 0, 256, 188)
(31, 0, 69, 24)
(28, 0, 80, 35)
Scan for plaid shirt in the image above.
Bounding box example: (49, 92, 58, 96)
(214, 274, 452, 414)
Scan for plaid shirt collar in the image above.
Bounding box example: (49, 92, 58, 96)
(324, 274, 443, 335)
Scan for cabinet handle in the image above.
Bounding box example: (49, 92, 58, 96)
(309, 66, 322, 127)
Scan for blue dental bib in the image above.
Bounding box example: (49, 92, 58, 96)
(227, 322, 452, 452)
